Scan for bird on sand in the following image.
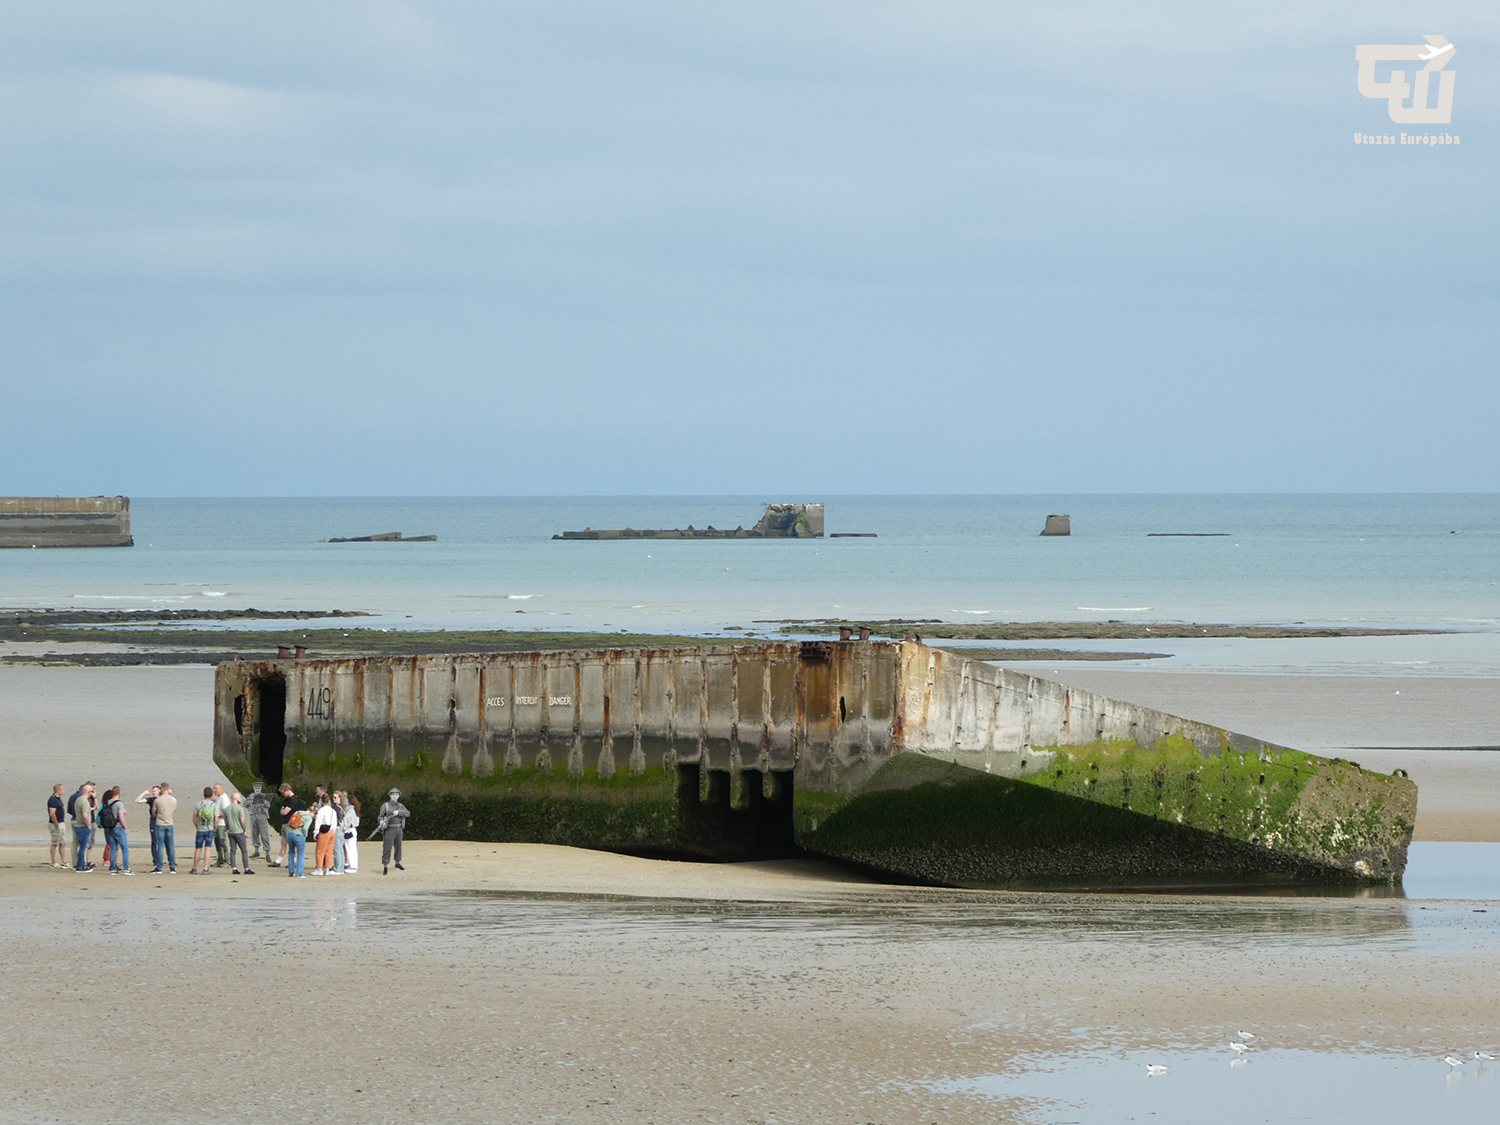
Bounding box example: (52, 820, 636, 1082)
(1146, 1064, 1168, 1076)
(1445, 1056, 1465, 1068)
(1236, 1031, 1256, 1042)
(1474, 1051, 1495, 1062)
(1228, 1041, 1251, 1054)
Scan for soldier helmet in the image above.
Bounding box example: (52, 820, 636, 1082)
(388, 788, 401, 799)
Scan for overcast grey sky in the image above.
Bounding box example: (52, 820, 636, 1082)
(1, 2, 1494, 496)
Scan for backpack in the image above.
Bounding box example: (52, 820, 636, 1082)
(288, 810, 305, 832)
(98, 800, 118, 830)
(195, 801, 215, 831)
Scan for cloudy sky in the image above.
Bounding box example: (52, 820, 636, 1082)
(1, 1, 1494, 495)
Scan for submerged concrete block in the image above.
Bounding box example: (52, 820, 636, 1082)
(212, 641, 1415, 887)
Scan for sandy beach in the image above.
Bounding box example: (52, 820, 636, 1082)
(2, 840, 1498, 1124)
(2, 663, 1497, 1122)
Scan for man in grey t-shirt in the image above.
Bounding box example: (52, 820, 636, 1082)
(70, 781, 95, 872)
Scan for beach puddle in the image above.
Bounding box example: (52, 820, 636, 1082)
(922, 1049, 1498, 1124)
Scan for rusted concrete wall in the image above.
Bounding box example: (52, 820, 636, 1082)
(0, 496, 132, 548)
(216, 642, 894, 784)
(213, 640, 1416, 885)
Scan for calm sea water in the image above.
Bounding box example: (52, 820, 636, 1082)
(4, 495, 1499, 671)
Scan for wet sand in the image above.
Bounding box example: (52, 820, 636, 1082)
(1, 843, 1497, 1123)
(3, 666, 1499, 1122)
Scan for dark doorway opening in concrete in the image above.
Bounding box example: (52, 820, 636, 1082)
(253, 675, 287, 788)
(676, 762, 795, 860)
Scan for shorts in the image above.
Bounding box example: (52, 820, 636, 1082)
(49, 822, 65, 845)
(195, 830, 214, 848)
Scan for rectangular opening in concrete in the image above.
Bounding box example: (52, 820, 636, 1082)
(252, 675, 287, 788)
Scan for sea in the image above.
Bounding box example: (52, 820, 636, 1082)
(4, 494, 1499, 675)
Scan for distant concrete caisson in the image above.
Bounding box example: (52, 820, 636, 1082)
(213, 639, 1415, 889)
(0, 496, 133, 548)
(555, 503, 824, 540)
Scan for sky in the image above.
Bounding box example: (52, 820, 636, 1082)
(0, 1, 1495, 496)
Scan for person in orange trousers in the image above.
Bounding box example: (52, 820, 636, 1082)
(312, 793, 338, 875)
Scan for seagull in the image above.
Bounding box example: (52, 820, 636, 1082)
(1417, 42, 1455, 61)
(1475, 1051, 1496, 1062)
(1146, 1064, 1169, 1076)
(1228, 1041, 1251, 1053)
(1445, 1056, 1465, 1068)
(1236, 1031, 1256, 1042)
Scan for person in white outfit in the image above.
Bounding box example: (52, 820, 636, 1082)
(311, 796, 339, 875)
(341, 792, 360, 873)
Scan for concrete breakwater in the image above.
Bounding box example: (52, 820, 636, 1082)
(213, 640, 1415, 888)
(0, 496, 132, 548)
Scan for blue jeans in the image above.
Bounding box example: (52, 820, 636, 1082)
(149, 821, 160, 869)
(73, 826, 91, 870)
(109, 825, 129, 872)
(153, 824, 177, 871)
(286, 832, 306, 877)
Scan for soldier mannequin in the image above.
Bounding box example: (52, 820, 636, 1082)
(373, 788, 410, 875)
(244, 781, 273, 860)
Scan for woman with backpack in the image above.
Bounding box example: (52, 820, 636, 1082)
(283, 796, 308, 878)
(99, 787, 132, 875)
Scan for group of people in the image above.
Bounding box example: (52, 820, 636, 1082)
(48, 780, 412, 878)
(266, 782, 365, 877)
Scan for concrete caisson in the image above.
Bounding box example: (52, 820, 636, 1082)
(213, 641, 1416, 888)
(0, 496, 133, 548)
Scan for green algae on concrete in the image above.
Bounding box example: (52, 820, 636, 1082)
(794, 736, 1415, 887)
(1025, 736, 1413, 881)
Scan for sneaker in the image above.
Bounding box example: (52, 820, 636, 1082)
(244, 869, 256, 875)
(188, 870, 197, 875)
(150, 868, 162, 874)
(168, 868, 177, 874)
(329, 871, 343, 876)
(395, 863, 405, 871)
(383, 865, 389, 874)
(231, 869, 241, 875)
(119, 870, 135, 876)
